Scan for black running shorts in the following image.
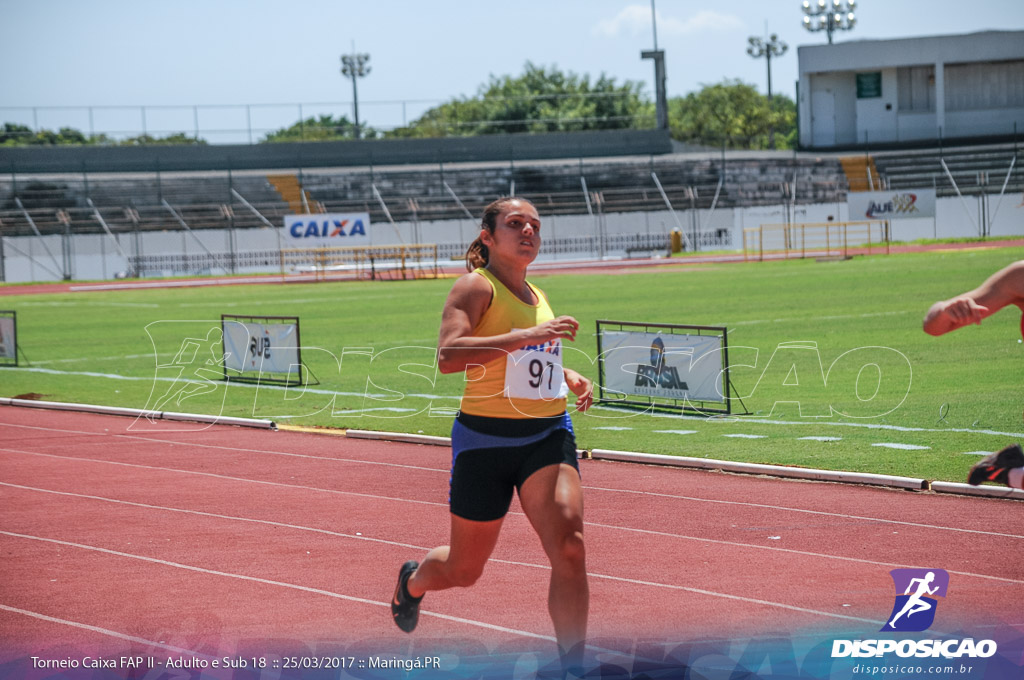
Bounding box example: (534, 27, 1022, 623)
(448, 411, 579, 522)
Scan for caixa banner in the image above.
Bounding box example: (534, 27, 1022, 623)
(283, 213, 371, 246)
(848, 189, 936, 220)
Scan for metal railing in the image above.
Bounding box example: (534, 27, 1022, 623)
(126, 233, 690, 280)
(743, 220, 891, 262)
(279, 244, 440, 281)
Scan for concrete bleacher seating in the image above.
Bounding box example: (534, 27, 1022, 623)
(292, 154, 849, 224)
(872, 143, 1023, 196)
(1, 141, 1018, 239)
(0, 172, 290, 236)
(0, 155, 848, 237)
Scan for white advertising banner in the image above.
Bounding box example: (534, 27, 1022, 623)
(601, 330, 724, 402)
(283, 213, 371, 247)
(0, 315, 15, 360)
(847, 189, 936, 220)
(222, 319, 300, 376)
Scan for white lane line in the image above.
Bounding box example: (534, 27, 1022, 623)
(3, 443, 1019, 540)
(4, 369, 1023, 438)
(0, 481, 427, 552)
(580, 519, 1024, 585)
(270, 407, 416, 415)
(0, 528, 883, 628)
(589, 405, 1024, 439)
(0, 422, 101, 437)
(798, 436, 843, 442)
(653, 430, 698, 436)
(0, 366, 462, 403)
(576, 572, 885, 626)
(0, 530, 556, 643)
(722, 434, 766, 439)
(0, 422, 447, 474)
(582, 485, 1024, 540)
(730, 311, 910, 327)
(114, 432, 441, 472)
(0, 448, 448, 509)
(0, 604, 213, 658)
(872, 443, 931, 451)
(481, 548, 886, 626)
(16, 301, 160, 308)
(32, 353, 157, 366)
(4, 480, 1019, 586)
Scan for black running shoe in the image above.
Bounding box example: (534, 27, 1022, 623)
(391, 560, 423, 633)
(967, 443, 1024, 486)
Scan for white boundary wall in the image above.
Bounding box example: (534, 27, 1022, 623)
(2, 197, 1021, 283)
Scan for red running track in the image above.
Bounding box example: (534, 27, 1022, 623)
(0, 404, 1022, 677)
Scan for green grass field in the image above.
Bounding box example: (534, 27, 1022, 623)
(2, 246, 1022, 483)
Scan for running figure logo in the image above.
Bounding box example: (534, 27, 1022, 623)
(881, 568, 950, 632)
(131, 322, 229, 431)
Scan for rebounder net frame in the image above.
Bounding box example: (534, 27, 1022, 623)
(220, 314, 307, 387)
(595, 319, 739, 416)
(0, 311, 17, 367)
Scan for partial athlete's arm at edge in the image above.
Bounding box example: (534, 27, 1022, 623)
(922, 260, 1024, 336)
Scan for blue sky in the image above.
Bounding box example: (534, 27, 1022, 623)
(2, 0, 1022, 142)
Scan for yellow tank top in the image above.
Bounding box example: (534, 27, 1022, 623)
(460, 268, 568, 419)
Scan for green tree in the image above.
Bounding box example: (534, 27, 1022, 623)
(0, 123, 73, 146)
(1, 123, 34, 145)
(262, 114, 376, 142)
(0, 123, 204, 146)
(387, 62, 651, 138)
(56, 127, 88, 144)
(669, 79, 796, 149)
(119, 132, 206, 146)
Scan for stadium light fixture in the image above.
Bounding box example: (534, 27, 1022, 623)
(746, 33, 788, 99)
(801, 0, 856, 44)
(340, 49, 371, 139)
(643, 0, 669, 130)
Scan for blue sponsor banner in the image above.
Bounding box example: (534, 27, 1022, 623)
(283, 213, 371, 246)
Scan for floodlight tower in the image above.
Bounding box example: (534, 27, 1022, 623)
(340, 48, 371, 139)
(801, 0, 857, 44)
(642, 0, 668, 130)
(747, 33, 788, 99)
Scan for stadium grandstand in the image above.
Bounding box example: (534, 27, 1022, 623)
(0, 133, 1021, 283)
(0, 93, 1022, 285)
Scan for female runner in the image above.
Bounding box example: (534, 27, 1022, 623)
(391, 196, 593, 671)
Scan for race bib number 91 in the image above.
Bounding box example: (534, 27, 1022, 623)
(504, 334, 568, 401)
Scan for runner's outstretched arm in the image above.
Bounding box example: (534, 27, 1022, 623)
(923, 260, 1024, 336)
